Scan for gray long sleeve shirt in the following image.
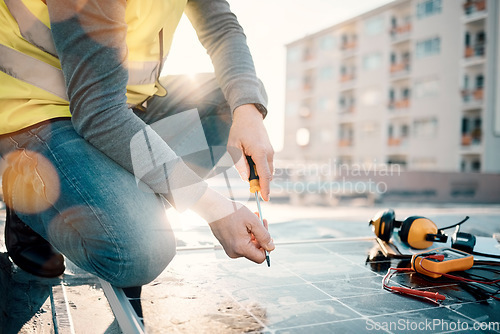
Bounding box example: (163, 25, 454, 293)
(45, 0, 267, 211)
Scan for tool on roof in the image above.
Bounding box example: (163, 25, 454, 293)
(383, 247, 500, 302)
(246, 155, 271, 267)
(411, 247, 474, 279)
(369, 209, 469, 249)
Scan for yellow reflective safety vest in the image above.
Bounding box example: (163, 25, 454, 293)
(0, 0, 186, 134)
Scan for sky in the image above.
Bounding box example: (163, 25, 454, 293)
(162, 0, 394, 151)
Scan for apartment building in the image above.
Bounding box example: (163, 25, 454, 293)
(281, 0, 500, 173)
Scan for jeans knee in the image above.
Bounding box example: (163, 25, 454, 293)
(94, 227, 177, 288)
(125, 241, 176, 287)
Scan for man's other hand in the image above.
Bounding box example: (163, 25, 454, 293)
(208, 206, 275, 263)
(228, 104, 274, 201)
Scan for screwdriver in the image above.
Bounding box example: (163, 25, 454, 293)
(246, 155, 271, 267)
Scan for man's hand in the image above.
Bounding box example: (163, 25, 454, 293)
(208, 206, 275, 263)
(228, 104, 274, 201)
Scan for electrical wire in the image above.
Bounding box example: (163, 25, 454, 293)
(382, 267, 444, 303)
(439, 216, 469, 231)
(474, 261, 500, 267)
(383, 254, 500, 302)
(418, 255, 500, 301)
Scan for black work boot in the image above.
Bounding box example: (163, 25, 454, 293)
(2, 165, 65, 278)
(4, 207, 65, 278)
(123, 286, 144, 320)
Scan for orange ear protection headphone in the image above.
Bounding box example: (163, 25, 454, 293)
(369, 209, 469, 249)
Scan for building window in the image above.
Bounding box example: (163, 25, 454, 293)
(303, 70, 315, 91)
(414, 118, 438, 138)
(318, 97, 331, 112)
(339, 96, 346, 108)
(471, 160, 481, 172)
(416, 0, 442, 19)
(391, 16, 397, 29)
(341, 34, 348, 47)
(461, 156, 481, 172)
(463, 75, 469, 90)
(475, 31, 486, 56)
(402, 88, 411, 99)
(477, 31, 486, 44)
(414, 77, 440, 98)
(287, 47, 301, 63)
(319, 66, 334, 80)
(416, 37, 441, 58)
(339, 124, 354, 145)
(412, 157, 436, 170)
(285, 102, 299, 115)
(390, 52, 396, 65)
(296, 128, 310, 146)
(363, 53, 382, 71)
(299, 98, 313, 118)
(340, 65, 347, 76)
(462, 116, 482, 145)
(387, 156, 407, 167)
(303, 44, 315, 61)
(402, 52, 410, 63)
(360, 88, 381, 106)
(319, 35, 335, 50)
(401, 124, 409, 137)
(364, 15, 384, 36)
(340, 33, 357, 50)
(320, 130, 333, 143)
(462, 118, 470, 134)
(361, 121, 379, 138)
(286, 77, 299, 90)
(476, 74, 484, 89)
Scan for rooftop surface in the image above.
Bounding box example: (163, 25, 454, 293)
(1, 202, 500, 333)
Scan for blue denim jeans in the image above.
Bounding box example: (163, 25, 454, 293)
(0, 74, 230, 287)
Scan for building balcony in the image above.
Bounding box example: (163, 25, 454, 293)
(461, 88, 484, 103)
(298, 106, 312, 118)
(396, 99, 410, 109)
(302, 83, 314, 93)
(464, 44, 485, 58)
(390, 62, 410, 73)
(388, 98, 410, 110)
(389, 23, 412, 42)
(340, 42, 357, 59)
(339, 105, 355, 114)
(462, 56, 486, 69)
(461, 134, 481, 146)
(463, 0, 486, 16)
(473, 88, 483, 100)
(462, 95, 484, 112)
(387, 137, 401, 146)
(340, 73, 356, 83)
(460, 133, 482, 156)
(302, 53, 315, 62)
(389, 63, 410, 80)
(387, 137, 408, 147)
(464, 46, 473, 57)
(340, 42, 357, 51)
(338, 139, 353, 147)
(339, 80, 356, 92)
(390, 23, 412, 35)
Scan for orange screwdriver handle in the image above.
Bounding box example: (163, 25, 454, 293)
(246, 156, 260, 194)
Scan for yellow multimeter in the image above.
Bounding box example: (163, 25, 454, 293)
(411, 248, 474, 279)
